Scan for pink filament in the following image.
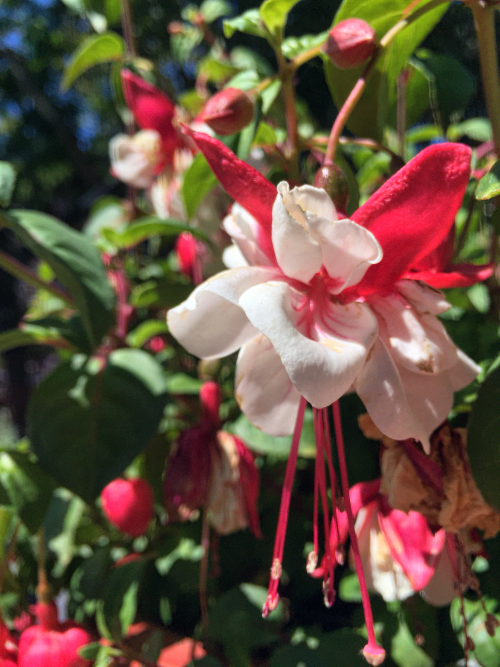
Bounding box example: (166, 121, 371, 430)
(262, 396, 307, 617)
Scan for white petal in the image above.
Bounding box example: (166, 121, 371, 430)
(306, 217, 382, 293)
(223, 244, 249, 269)
(272, 184, 323, 283)
(355, 338, 431, 450)
(370, 293, 458, 375)
(111, 153, 155, 188)
(354, 503, 414, 602)
(238, 281, 377, 408)
(448, 348, 480, 391)
(397, 365, 454, 438)
(279, 182, 337, 221)
(235, 334, 301, 436)
(223, 204, 271, 267)
(167, 267, 277, 358)
(396, 280, 450, 315)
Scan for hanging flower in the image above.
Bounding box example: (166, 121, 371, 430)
(168, 130, 482, 450)
(163, 381, 262, 537)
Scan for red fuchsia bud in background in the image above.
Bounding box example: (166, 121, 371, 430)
(201, 88, 255, 136)
(18, 602, 92, 667)
(0, 620, 17, 667)
(313, 164, 350, 216)
(175, 232, 202, 284)
(323, 18, 377, 69)
(199, 380, 222, 427)
(101, 478, 154, 537)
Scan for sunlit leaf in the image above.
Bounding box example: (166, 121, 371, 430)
(62, 32, 124, 89)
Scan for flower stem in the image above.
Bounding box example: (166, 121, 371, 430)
(471, 2, 500, 156)
(275, 40, 300, 180)
(199, 508, 210, 631)
(120, 0, 137, 59)
(323, 0, 448, 165)
(332, 402, 384, 664)
(291, 44, 323, 72)
(0, 248, 74, 307)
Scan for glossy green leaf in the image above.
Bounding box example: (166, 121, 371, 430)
(325, 0, 449, 141)
(0, 325, 68, 354)
(62, 32, 124, 90)
(476, 160, 500, 201)
(102, 217, 208, 249)
(0, 451, 56, 533)
(229, 410, 316, 458)
(259, 0, 302, 34)
(182, 154, 218, 220)
(28, 349, 167, 503)
(223, 9, 268, 39)
(447, 118, 492, 143)
(5, 210, 115, 349)
(281, 31, 328, 59)
(0, 162, 17, 208)
(467, 365, 500, 511)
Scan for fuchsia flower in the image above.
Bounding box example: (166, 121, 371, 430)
(163, 381, 261, 537)
(110, 70, 189, 188)
(168, 130, 484, 451)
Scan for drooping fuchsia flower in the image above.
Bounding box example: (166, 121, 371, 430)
(168, 130, 484, 451)
(110, 70, 192, 188)
(163, 381, 262, 538)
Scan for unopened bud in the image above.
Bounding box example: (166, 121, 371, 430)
(200, 381, 222, 427)
(201, 88, 255, 136)
(324, 18, 377, 70)
(313, 164, 349, 215)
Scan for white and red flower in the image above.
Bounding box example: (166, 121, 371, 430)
(168, 131, 485, 450)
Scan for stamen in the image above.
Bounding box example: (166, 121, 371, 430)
(332, 401, 385, 665)
(262, 396, 307, 618)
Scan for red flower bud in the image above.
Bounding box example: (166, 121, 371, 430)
(201, 88, 254, 136)
(18, 602, 93, 667)
(200, 381, 222, 427)
(313, 164, 349, 216)
(175, 232, 200, 283)
(101, 478, 154, 537)
(324, 18, 377, 70)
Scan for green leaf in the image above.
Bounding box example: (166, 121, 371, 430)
(225, 69, 261, 91)
(270, 644, 326, 667)
(325, 0, 449, 141)
(338, 572, 362, 602)
(198, 56, 240, 84)
(102, 217, 208, 249)
(0, 162, 17, 208)
(78, 643, 102, 660)
(102, 558, 148, 638)
(253, 121, 277, 146)
(476, 160, 500, 201)
(281, 31, 328, 59)
(223, 9, 268, 39)
(229, 410, 316, 458)
(447, 118, 492, 143)
(0, 326, 68, 354)
(5, 210, 115, 350)
(62, 32, 124, 90)
(259, 0, 302, 34)
(126, 320, 169, 348)
(165, 373, 202, 395)
(260, 79, 281, 113)
(0, 451, 56, 533)
(451, 597, 500, 667)
(182, 154, 219, 221)
(391, 620, 433, 667)
(200, 0, 232, 22)
(28, 349, 167, 503)
(414, 49, 475, 130)
(467, 365, 500, 512)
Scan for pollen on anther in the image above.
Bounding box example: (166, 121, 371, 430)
(306, 551, 318, 574)
(271, 558, 282, 580)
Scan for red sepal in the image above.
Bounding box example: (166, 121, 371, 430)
(182, 126, 277, 263)
(404, 263, 494, 288)
(352, 143, 471, 294)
